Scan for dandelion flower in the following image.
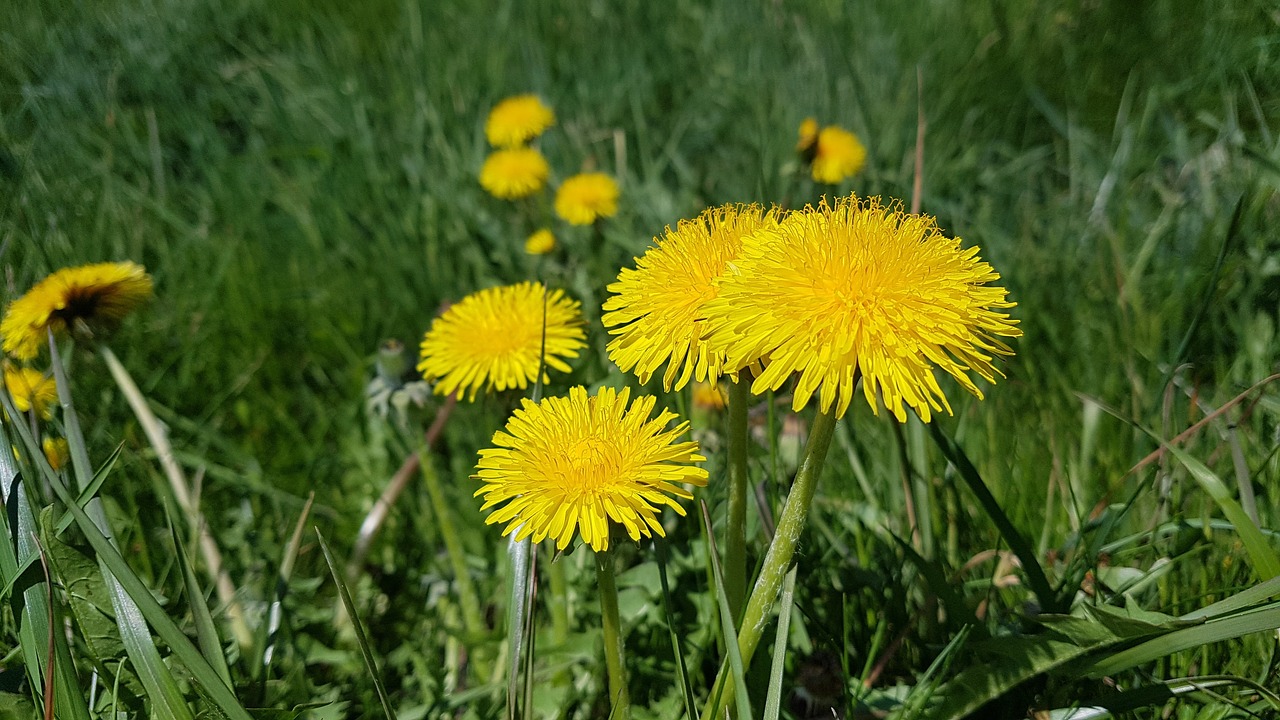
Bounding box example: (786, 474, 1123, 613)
(475, 385, 708, 552)
(2, 261, 153, 360)
(418, 282, 586, 401)
(703, 195, 1020, 423)
(554, 173, 619, 225)
(480, 148, 550, 200)
(485, 94, 555, 148)
(603, 203, 777, 390)
(796, 117, 819, 154)
(43, 437, 70, 471)
(692, 381, 727, 412)
(3, 364, 57, 418)
(811, 126, 866, 184)
(525, 228, 557, 255)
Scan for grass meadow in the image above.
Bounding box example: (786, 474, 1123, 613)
(3, 0, 1280, 717)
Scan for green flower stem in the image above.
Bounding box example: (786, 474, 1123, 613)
(595, 549, 631, 720)
(418, 448, 486, 645)
(548, 551, 571, 647)
(705, 409, 839, 720)
(724, 380, 750, 625)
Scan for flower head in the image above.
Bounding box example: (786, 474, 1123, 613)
(4, 364, 57, 418)
(796, 117, 819, 154)
(2, 261, 152, 360)
(811, 126, 866, 184)
(692, 381, 727, 412)
(555, 173, 619, 225)
(703, 195, 1020, 422)
(485, 94, 555, 148)
(418, 282, 586, 401)
(43, 437, 70, 471)
(480, 148, 550, 200)
(475, 385, 708, 552)
(525, 228, 557, 255)
(603, 203, 777, 390)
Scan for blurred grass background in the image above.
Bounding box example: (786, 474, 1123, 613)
(3, 0, 1279, 716)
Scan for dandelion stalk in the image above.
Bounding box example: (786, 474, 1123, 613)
(100, 345, 253, 650)
(724, 379, 750, 625)
(595, 548, 631, 720)
(705, 408, 838, 720)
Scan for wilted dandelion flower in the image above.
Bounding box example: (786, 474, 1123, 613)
(703, 195, 1020, 422)
(43, 437, 70, 471)
(1, 261, 153, 360)
(485, 94, 555, 148)
(525, 228, 556, 255)
(811, 126, 866, 184)
(480, 148, 550, 200)
(3, 364, 57, 418)
(418, 282, 586, 401)
(603, 203, 777, 390)
(475, 385, 708, 552)
(554, 173, 619, 225)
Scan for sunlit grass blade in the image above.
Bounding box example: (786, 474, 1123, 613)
(700, 499, 754, 720)
(655, 539, 698, 720)
(505, 534, 532, 719)
(262, 492, 315, 690)
(316, 529, 398, 720)
(762, 566, 797, 720)
(168, 509, 233, 689)
(1182, 574, 1280, 622)
(1087, 603, 1280, 677)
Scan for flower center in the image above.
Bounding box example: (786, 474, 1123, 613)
(557, 434, 624, 497)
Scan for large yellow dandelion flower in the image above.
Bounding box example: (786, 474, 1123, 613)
(554, 172, 619, 225)
(485, 94, 555, 148)
(603, 203, 777, 390)
(3, 364, 57, 419)
(2, 261, 153, 360)
(479, 148, 550, 200)
(811, 126, 866, 184)
(418, 282, 586, 401)
(475, 385, 708, 552)
(703, 195, 1020, 423)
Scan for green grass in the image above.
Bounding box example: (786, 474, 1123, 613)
(3, 0, 1280, 717)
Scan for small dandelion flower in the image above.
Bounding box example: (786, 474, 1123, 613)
(3, 364, 57, 419)
(703, 195, 1021, 422)
(475, 385, 708, 552)
(692, 381, 727, 412)
(485, 94, 555, 148)
(43, 437, 70, 471)
(525, 228, 557, 255)
(796, 117, 819, 155)
(2, 261, 152, 360)
(417, 282, 586, 401)
(603, 203, 777, 390)
(811, 126, 866, 184)
(554, 172, 619, 225)
(480, 148, 550, 200)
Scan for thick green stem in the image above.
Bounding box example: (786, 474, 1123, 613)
(705, 409, 839, 719)
(724, 380, 750, 625)
(419, 450, 486, 642)
(595, 549, 631, 720)
(548, 551, 570, 646)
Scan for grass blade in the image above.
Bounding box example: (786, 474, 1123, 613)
(762, 566, 797, 720)
(655, 539, 698, 720)
(700, 499, 754, 720)
(168, 509, 233, 688)
(1088, 603, 1280, 677)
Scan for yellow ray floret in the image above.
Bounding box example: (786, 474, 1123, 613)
(485, 94, 555, 148)
(602, 203, 777, 390)
(418, 282, 585, 402)
(3, 364, 58, 419)
(475, 385, 708, 552)
(703, 195, 1020, 422)
(2, 261, 152, 360)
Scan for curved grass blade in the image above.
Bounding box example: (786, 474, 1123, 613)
(700, 500, 754, 720)
(762, 567, 797, 720)
(1088, 603, 1280, 677)
(655, 539, 697, 720)
(506, 534, 531, 719)
(316, 529, 397, 720)
(263, 492, 315, 690)
(168, 509, 233, 688)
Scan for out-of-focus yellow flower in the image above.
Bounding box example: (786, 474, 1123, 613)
(43, 437, 70, 471)
(2, 261, 152, 360)
(480, 148, 550, 200)
(554, 173, 619, 225)
(692, 381, 727, 412)
(811, 126, 866, 184)
(796, 117, 819, 154)
(3, 364, 57, 419)
(485, 94, 555, 148)
(525, 228, 557, 255)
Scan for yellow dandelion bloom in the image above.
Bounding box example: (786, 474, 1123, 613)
(418, 282, 586, 401)
(43, 437, 70, 471)
(525, 228, 556, 255)
(485, 94, 555, 148)
(2, 261, 152, 360)
(811, 126, 866, 184)
(703, 195, 1020, 423)
(475, 385, 708, 552)
(692, 381, 727, 412)
(3, 364, 57, 419)
(554, 172, 619, 225)
(480, 148, 550, 200)
(796, 117, 819, 154)
(603, 203, 777, 390)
